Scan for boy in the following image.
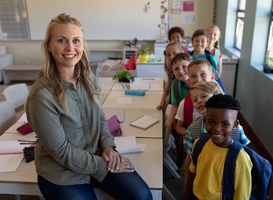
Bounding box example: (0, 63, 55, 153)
(163, 53, 192, 174)
(175, 59, 215, 189)
(190, 29, 218, 71)
(184, 94, 252, 200)
(189, 29, 226, 93)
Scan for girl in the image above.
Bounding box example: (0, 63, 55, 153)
(206, 25, 223, 77)
(157, 41, 183, 111)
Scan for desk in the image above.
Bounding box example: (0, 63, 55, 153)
(97, 77, 116, 90)
(102, 91, 163, 110)
(118, 108, 162, 139)
(0, 131, 163, 200)
(111, 78, 164, 91)
(99, 89, 111, 104)
(2, 65, 42, 84)
(136, 55, 165, 78)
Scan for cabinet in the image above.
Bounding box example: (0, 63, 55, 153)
(135, 55, 165, 78)
(221, 55, 238, 96)
(154, 43, 168, 55)
(123, 47, 138, 59)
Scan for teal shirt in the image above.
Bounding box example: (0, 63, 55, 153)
(26, 74, 115, 185)
(192, 53, 218, 70)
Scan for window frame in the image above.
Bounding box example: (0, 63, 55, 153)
(234, 0, 246, 50)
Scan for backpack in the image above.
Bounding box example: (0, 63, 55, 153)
(192, 134, 273, 200)
(183, 92, 193, 128)
(172, 79, 190, 104)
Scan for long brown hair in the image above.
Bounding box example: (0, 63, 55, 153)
(39, 12, 100, 112)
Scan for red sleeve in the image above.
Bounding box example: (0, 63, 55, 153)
(219, 52, 222, 58)
(211, 48, 215, 56)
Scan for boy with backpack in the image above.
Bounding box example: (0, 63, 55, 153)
(184, 94, 253, 200)
(189, 29, 226, 93)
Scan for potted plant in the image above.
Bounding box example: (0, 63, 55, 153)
(112, 70, 134, 82)
(264, 55, 273, 73)
(137, 44, 153, 63)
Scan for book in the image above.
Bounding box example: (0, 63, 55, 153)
(130, 116, 159, 130)
(114, 136, 147, 154)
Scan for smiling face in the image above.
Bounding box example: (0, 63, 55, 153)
(207, 26, 220, 45)
(188, 64, 215, 86)
(47, 23, 84, 71)
(166, 46, 181, 63)
(172, 59, 189, 83)
(170, 32, 183, 44)
(192, 35, 208, 53)
(204, 108, 239, 148)
(191, 89, 213, 115)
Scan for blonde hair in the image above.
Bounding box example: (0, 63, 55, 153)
(187, 59, 212, 75)
(166, 41, 183, 52)
(207, 25, 221, 50)
(190, 81, 223, 96)
(39, 12, 100, 113)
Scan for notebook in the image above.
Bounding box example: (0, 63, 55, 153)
(130, 116, 159, 130)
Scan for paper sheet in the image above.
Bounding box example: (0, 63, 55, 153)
(117, 97, 132, 104)
(114, 136, 147, 154)
(130, 81, 150, 91)
(0, 154, 24, 173)
(0, 140, 32, 153)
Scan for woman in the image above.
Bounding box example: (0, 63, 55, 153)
(26, 13, 152, 200)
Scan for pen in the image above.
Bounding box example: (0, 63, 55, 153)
(20, 142, 36, 145)
(0, 152, 22, 155)
(122, 84, 125, 89)
(18, 140, 36, 142)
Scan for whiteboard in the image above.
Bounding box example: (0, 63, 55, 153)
(26, 0, 168, 40)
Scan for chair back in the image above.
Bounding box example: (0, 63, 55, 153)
(0, 101, 17, 136)
(2, 83, 29, 110)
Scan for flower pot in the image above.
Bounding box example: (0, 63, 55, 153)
(118, 77, 134, 83)
(263, 64, 273, 74)
(139, 54, 149, 63)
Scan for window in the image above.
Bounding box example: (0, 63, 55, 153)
(266, 9, 273, 58)
(234, 0, 246, 50)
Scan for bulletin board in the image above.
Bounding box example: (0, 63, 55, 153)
(26, 0, 168, 40)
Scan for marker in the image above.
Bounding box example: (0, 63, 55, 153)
(0, 152, 22, 155)
(20, 143, 36, 145)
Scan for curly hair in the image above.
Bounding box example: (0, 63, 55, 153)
(171, 53, 192, 68)
(168, 26, 185, 41)
(205, 94, 241, 111)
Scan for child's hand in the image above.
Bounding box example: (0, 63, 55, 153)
(156, 103, 166, 111)
(165, 116, 176, 132)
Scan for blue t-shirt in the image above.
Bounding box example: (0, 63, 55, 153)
(192, 53, 218, 70)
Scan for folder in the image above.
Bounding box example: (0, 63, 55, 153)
(107, 115, 122, 136)
(17, 123, 33, 135)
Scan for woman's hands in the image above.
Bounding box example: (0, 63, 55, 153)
(102, 147, 134, 173)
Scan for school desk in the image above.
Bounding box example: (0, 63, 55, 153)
(111, 77, 164, 91)
(0, 130, 163, 200)
(2, 65, 42, 85)
(97, 77, 116, 90)
(99, 89, 111, 104)
(102, 90, 163, 110)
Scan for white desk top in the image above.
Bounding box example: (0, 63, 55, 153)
(99, 89, 110, 104)
(118, 108, 162, 139)
(0, 133, 162, 189)
(102, 91, 163, 110)
(136, 55, 165, 65)
(97, 77, 116, 90)
(111, 78, 164, 91)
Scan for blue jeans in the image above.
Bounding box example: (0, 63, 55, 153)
(38, 171, 152, 200)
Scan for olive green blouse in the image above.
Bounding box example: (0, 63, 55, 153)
(26, 74, 115, 185)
